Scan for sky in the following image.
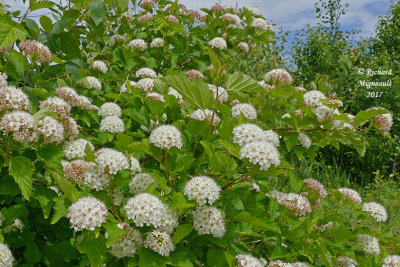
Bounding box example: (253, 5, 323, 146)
(4, 0, 395, 42)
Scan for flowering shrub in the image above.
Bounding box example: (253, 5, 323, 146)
(0, 0, 398, 266)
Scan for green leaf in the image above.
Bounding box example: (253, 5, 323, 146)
(353, 108, 388, 127)
(172, 224, 192, 244)
(225, 71, 264, 93)
(208, 48, 221, 73)
(103, 221, 126, 247)
(0, 16, 28, 48)
(24, 242, 42, 263)
(219, 139, 240, 158)
(288, 170, 303, 194)
(162, 75, 214, 109)
(51, 196, 70, 224)
(34, 187, 56, 219)
(233, 211, 281, 233)
(40, 15, 53, 32)
(138, 247, 167, 267)
(78, 232, 107, 267)
(89, 0, 106, 25)
(84, 143, 97, 163)
(117, 0, 129, 12)
(169, 192, 195, 210)
(9, 156, 34, 200)
(206, 248, 228, 267)
(49, 169, 82, 203)
(33, 106, 50, 123)
(29, 0, 55, 11)
(52, 17, 71, 34)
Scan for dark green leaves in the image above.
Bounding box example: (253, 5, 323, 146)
(172, 224, 193, 244)
(9, 156, 34, 200)
(89, 0, 106, 25)
(162, 75, 214, 109)
(233, 211, 281, 233)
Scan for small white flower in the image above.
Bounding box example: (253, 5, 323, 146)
(149, 125, 182, 149)
(184, 176, 221, 205)
(150, 38, 165, 48)
(38, 116, 64, 144)
(98, 102, 122, 118)
(192, 206, 225, 238)
(208, 37, 227, 50)
(240, 141, 280, 171)
(251, 18, 272, 31)
(91, 60, 108, 73)
(338, 187, 362, 204)
(264, 69, 293, 86)
(136, 78, 154, 92)
(362, 202, 387, 222)
(144, 230, 175, 256)
(357, 234, 380, 255)
(80, 76, 102, 90)
(0, 243, 14, 267)
(100, 116, 125, 133)
(64, 138, 94, 159)
(95, 148, 130, 174)
(110, 227, 143, 259)
(236, 254, 266, 267)
(127, 39, 148, 50)
(66, 197, 108, 231)
(232, 103, 257, 120)
(298, 133, 311, 148)
(303, 90, 326, 107)
(130, 156, 142, 174)
(136, 68, 157, 79)
(129, 173, 157, 194)
(383, 255, 400, 267)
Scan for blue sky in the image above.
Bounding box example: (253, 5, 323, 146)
(4, 0, 394, 41)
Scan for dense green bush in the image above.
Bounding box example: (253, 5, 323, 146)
(0, 0, 399, 266)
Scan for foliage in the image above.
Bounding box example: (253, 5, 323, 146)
(0, 0, 398, 266)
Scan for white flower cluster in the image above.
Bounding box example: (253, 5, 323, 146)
(62, 159, 85, 184)
(130, 156, 142, 174)
(185, 69, 204, 80)
(303, 90, 326, 107)
(0, 72, 8, 88)
(189, 109, 221, 124)
(149, 125, 182, 149)
(66, 197, 108, 231)
(221, 13, 241, 25)
(298, 133, 312, 148)
(251, 18, 272, 31)
(129, 173, 157, 194)
(128, 39, 148, 50)
(236, 254, 267, 267)
(136, 67, 157, 79)
(369, 107, 393, 135)
(40, 96, 71, 119)
(249, 7, 261, 16)
(79, 76, 102, 90)
(0, 86, 31, 111)
(83, 161, 111, 190)
(184, 176, 221, 205)
(0, 111, 38, 144)
(357, 234, 380, 255)
(144, 230, 175, 256)
(1, 218, 25, 234)
(56, 87, 98, 111)
(0, 243, 14, 267)
(192, 206, 225, 238)
(91, 60, 108, 73)
(120, 81, 137, 93)
(150, 38, 165, 48)
(264, 69, 293, 86)
(138, 13, 153, 23)
(124, 193, 175, 229)
(383, 255, 400, 267)
(19, 39, 52, 63)
(338, 187, 362, 204)
(109, 34, 126, 46)
(208, 37, 227, 50)
(303, 178, 327, 198)
(334, 256, 358, 267)
(362, 202, 387, 222)
(98, 102, 124, 133)
(279, 192, 312, 216)
(233, 123, 263, 146)
(238, 42, 249, 53)
(110, 228, 143, 258)
(146, 92, 165, 102)
(137, 78, 154, 91)
(98, 102, 121, 117)
(233, 123, 279, 148)
(95, 148, 130, 174)
(39, 116, 64, 144)
(208, 84, 228, 103)
(100, 116, 125, 133)
(232, 103, 257, 120)
(64, 138, 94, 159)
(314, 105, 337, 121)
